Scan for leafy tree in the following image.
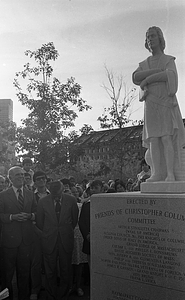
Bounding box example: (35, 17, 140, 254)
(98, 66, 137, 129)
(107, 126, 144, 180)
(108, 140, 142, 180)
(94, 161, 111, 177)
(79, 124, 94, 135)
(13, 42, 91, 169)
(76, 155, 102, 179)
(132, 119, 144, 126)
(0, 121, 17, 172)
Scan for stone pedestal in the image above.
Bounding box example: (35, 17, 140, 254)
(141, 181, 185, 194)
(91, 192, 185, 300)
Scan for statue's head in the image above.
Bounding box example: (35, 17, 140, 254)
(145, 26, 165, 53)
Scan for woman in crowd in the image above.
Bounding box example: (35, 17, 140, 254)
(114, 179, 126, 192)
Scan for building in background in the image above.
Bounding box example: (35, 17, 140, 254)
(0, 99, 14, 175)
(70, 119, 185, 181)
(70, 125, 145, 181)
(0, 99, 13, 124)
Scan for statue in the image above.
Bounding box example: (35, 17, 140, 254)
(132, 26, 185, 182)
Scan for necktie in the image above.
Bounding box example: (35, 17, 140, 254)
(55, 198, 61, 221)
(17, 189, 24, 210)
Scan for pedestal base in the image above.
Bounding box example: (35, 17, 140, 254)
(91, 192, 185, 300)
(141, 181, 185, 193)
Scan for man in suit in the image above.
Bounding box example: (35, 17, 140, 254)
(36, 180, 78, 300)
(30, 171, 50, 300)
(0, 166, 37, 300)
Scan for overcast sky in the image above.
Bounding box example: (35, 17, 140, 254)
(0, 0, 184, 131)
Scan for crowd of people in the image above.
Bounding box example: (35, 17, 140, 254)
(0, 156, 149, 300)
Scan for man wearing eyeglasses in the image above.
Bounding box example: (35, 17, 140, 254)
(0, 166, 37, 300)
(33, 171, 50, 203)
(30, 171, 50, 300)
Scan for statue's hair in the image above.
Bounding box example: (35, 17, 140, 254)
(145, 26, 165, 52)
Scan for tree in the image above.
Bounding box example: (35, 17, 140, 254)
(13, 42, 91, 169)
(0, 121, 17, 173)
(132, 119, 144, 126)
(108, 137, 143, 180)
(79, 124, 94, 135)
(97, 66, 137, 129)
(76, 156, 103, 179)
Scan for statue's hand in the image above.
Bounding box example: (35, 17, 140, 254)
(139, 87, 148, 102)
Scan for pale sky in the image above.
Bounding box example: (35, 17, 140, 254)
(0, 0, 184, 131)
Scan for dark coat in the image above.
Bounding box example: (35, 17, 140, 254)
(0, 187, 37, 248)
(79, 199, 90, 255)
(36, 193, 79, 254)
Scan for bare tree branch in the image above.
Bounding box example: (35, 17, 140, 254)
(98, 65, 137, 129)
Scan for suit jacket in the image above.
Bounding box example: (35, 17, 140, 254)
(36, 193, 78, 254)
(79, 199, 90, 255)
(0, 187, 37, 248)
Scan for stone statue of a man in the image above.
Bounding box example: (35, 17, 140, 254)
(132, 26, 185, 182)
